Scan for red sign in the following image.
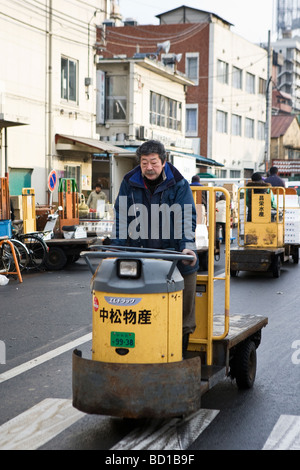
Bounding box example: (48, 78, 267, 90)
(93, 296, 99, 311)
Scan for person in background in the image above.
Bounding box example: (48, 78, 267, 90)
(190, 174, 207, 208)
(87, 183, 107, 210)
(265, 166, 285, 188)
(111, 140, 198, 356)
(216, 194, 227, 243)
(246, 172, 276, 221)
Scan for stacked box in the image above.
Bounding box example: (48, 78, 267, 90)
(0, 220, 12, 237)
(223, 184, 238, 226)
(285, 208, 300, 244)
(10, 195, 23, 220)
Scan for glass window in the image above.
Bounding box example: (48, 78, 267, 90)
(186, 53, 199, 84)
(257, 121, 265, 140)
(232, 66, 242, 89)
(259, 78, 266, 95)
(105, 76, 127, 120)
(245, 118, 255, 138)
(186, 106, 198, 135)
(217, 60, 229, 84)
(61, 57, 78, 102)
(246, 72, 255, 94)
(216, 110, 228, 133)
(232, 114, 242, 136)
(150, 91, 181, 131)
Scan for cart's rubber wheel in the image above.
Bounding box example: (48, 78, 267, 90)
(230, 269, 238, 277)
(234, 340, 257, 389)
(45, 247, 67, 270)
(292, 248, 299, 264)
(201, 251, 208, 271)
(272, 255, 281, 278)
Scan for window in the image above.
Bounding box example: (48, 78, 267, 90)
(259, 78, 266, 95)
(230, 170, 241, 178)
(246, 72, 255, 94)
(257, 121, 265, 140)
(150, 91, 181, 131)
(61, 57, 78, 102)
(186, 53, 199, 85)
(186, 105, 198, 136)
(217, 60, 229, 84)
(231, 114, 242, 136)
(232, 66, 242, 89)
(105, 75, 127, 120)
(245, 118, 255, 138)
(64, 165, 81, 191)
(216, 110, 228, 133)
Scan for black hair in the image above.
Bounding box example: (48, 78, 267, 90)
(251, 172, 262, 182)
(191, 175, 200, 183)
(136, 140, 167, 163)
(269, 166, 278, 175)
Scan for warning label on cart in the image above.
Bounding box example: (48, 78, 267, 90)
(104, 296, 142, 306)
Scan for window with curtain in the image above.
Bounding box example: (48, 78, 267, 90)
(232, 66, 242, 89)
(245, 117, 255, 138)
(216, 110, 228, 133)
(105, 75, 127, 120)
(61, 57, 78, 102)
(150, 91, 181, 131)
(231, 114, 242, 136)
(186, 105, 198, 135)
(246, 72, 255, 94)
(217, 60, 229, 84)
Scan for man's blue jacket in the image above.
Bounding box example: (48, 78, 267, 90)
(111, 162, 199, 275)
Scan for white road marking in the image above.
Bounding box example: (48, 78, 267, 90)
(0, 398, 84, 450)
(111, 409, 220, 450)
(0, 333, 92, 384)
(263, 415, 300, 450)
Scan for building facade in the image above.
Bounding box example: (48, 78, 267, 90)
(98, 6, 269, 179)
(0, 0, 127, 204)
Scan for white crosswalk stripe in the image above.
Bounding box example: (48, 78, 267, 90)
(111, 409, 219, 450)
(0, 398, 299, 450)
(0, 399, 84, 450)
(263, 415, 300, 450)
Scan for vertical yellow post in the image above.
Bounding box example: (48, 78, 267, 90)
(22, 188, 36, 233)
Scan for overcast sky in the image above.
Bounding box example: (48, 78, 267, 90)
(118, 0, 276, 44)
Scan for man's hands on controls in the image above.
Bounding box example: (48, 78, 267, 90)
(181, 248, 197, 266)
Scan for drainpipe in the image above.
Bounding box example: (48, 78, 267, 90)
(4, 128, 8, 180)
(47, 0, 53, 202)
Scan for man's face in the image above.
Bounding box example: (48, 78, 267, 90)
(95, 186, 101, 193)
(140, 153, 165, 180)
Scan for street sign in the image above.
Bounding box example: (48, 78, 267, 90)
(48, 170, 57, 192)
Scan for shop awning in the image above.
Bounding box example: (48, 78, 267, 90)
(171, 151, 224, 167)
(55, 134, 134, 155)
(0, 113, 29, 128)
(120, 146, 224, 167)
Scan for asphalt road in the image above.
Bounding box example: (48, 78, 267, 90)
(0, 247, 299, 452)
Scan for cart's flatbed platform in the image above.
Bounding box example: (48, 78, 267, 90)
(45, 236, 97, 246)
(213, 314, 268, 348)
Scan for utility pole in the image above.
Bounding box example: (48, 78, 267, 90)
(265, 30, 272, 173)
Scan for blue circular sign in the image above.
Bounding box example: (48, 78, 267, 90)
(48, 170, 57, 192)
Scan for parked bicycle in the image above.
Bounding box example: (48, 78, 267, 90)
(10, 220, 49, 271)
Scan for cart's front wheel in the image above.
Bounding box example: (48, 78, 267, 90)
(45, 247, 67, 270)
(232, 340, 257, 389)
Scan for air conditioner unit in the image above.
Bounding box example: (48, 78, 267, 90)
(138, 126, 151, 140)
